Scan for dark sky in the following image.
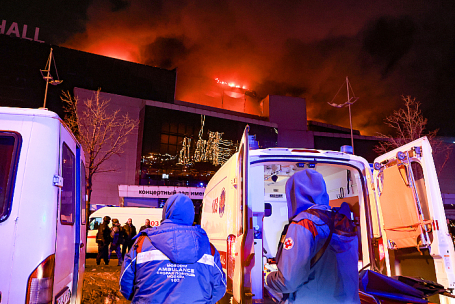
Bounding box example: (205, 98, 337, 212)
(3, 0, 455, 136)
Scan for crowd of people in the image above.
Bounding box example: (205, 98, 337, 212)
(95, 216, 139, 266)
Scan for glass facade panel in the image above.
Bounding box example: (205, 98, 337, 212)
(141, 106, 277, 187)
(161, 134, 169, 144)
(169, 135, 177, 145)
(170, 123, 178, 133)
(161, 122, 169, 132)
(178, 123, 185, 134)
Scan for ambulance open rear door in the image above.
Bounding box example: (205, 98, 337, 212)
(231, 126, 254, 304)
(373, 136, 455, 302)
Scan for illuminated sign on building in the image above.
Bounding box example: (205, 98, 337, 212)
(0, 20, 44, 43)
(119, 185, 205, 200)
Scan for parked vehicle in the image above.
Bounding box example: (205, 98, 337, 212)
(0, 107, 86, 304)
(87, 206, 163, 254)
(201, 126, 455, 304)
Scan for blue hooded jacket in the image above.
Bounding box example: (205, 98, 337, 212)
(266, 169, 360, 303)
(120, 194, 226, 303)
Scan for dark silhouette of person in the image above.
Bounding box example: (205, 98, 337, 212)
(96, 216, 111, 265)
(266, 169, 359, 303)
(122, 218, 137, 258)
(139, 219, 152, 232)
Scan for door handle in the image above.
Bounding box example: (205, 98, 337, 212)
(80, 243, 85, 248)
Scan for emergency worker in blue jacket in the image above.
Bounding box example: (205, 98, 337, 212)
(266, 169, 360, 303)
(119, 193, 226, 303)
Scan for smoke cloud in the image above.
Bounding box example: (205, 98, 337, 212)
(8, 0, 455, 135)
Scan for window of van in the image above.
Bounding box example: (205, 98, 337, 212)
(61, 143, 75, 224)
(89, 217, 102, 231)
(238, 145, 244, 236)
(81, 161, 86, 225)
(0, 132, 21, 222)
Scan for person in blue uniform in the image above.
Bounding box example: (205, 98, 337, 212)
(119, 193, 226, 303)
(266, 169, 360, 303)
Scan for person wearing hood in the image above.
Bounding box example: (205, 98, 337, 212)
(266, 169, 359, 303)
(119, 193, 226, 303)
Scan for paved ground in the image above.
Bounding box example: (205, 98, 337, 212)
(83, 256, 130, 304)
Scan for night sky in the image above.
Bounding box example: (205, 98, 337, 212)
(3, 0, 455, 136)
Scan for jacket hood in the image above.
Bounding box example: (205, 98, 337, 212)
(139, 193, 208, 263)
(285, 169, 329, 220)
(147, 224, 210, 263)
(161, 193, 195, 225)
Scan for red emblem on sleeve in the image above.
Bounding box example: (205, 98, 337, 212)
(284, 237, 294, 250)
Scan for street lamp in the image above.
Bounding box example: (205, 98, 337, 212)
(40, 48, 63, 109)
(328, 76, 358, 154)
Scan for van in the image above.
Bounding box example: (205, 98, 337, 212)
(0, 107, 86, 304)
(201, 126, 455, 304)
(87, 206, 163, 254)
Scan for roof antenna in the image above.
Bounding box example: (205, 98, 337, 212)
(40, 48, 63, 109)
(327, 76, 358, 154)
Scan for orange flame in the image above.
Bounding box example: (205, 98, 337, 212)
(215, 78, 247, 90)
(87, 39, 139, 62)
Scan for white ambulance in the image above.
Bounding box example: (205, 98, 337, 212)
(201, 126, 455, 304)
(0, 107, 86, 304)
(87, 206, 163, 254)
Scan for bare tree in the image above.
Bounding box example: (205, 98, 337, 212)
(375, 95, 452, 174)
(61, 89, 138, 223)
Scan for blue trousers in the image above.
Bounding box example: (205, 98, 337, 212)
(109, 243, 123, 265)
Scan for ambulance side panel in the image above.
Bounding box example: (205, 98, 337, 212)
(0, 112, 59, 303)
(0, 108, 86, 304)
(201, 154, 238, 270)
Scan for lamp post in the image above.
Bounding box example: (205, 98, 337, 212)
(328, 76, 358, 154)
(40, 48, 63, 108)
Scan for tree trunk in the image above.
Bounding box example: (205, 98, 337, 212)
(85, 175, 93, 237)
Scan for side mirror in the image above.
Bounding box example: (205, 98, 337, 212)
(265, 203, 272, 217)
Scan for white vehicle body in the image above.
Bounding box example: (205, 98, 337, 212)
(201, 127, 455, 304)
(0, 107, 86, 304)
(87, 206, 163, 254)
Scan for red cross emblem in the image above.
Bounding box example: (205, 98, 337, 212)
(284, 237, 294, 250)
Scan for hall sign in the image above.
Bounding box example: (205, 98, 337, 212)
(0, 20, 44, 43)
(118, 185, 205, 200)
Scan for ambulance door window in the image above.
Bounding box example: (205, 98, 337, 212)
(81, 161, 86, 225)
(411, 162, 430, 221)
(61, 143, 75, 225)
(410, 161, 433, 243)
(0, 132, 21, 223)
(89, 217, 102, 230)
